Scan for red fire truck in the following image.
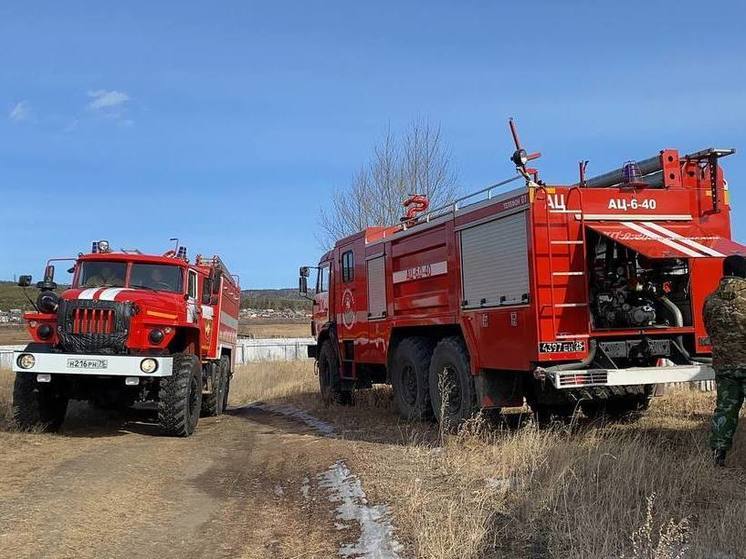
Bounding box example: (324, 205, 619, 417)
(12, 241, 240, 436)
(300, 124, 743, 425)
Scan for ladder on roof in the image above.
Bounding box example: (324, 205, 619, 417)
(537, 186, 591, 340)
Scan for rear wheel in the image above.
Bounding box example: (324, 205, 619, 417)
(391, 337, 434, 420)
(13, 373, 69, 432)
(201, 357, 230, 417)
(428, 337, 476, 428)
(158, 353, 202, 437)
(318, 341, 352, 406)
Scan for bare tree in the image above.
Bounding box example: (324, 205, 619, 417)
(318, 119, 458, 248)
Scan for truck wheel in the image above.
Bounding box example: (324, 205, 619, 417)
(428, 337, 476, 428)
(158, 353, 202, 436)
(221, 357, 232, 411)
(391, 337, 434, 420)
(318, 341, 352, 406)
(201, 357, 229, 417)
(12, 373, 68, 432)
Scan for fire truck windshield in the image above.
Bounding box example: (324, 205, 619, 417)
(130, 263, 184, 293)
(78, 261, 127, 288)
(77, 261, 184, 293)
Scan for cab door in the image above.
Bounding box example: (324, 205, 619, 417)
(199, 272, 217, 357)
(312, 262, 331, 335)
(335, 239, 367, 373)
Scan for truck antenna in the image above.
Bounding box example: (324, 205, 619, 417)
(169, 237, 180, 253)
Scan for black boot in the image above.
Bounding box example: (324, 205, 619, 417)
(714, 449, 727, 467)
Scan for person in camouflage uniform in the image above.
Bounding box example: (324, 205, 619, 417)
(703, 254, 746, 466)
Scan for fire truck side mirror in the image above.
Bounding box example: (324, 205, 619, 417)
(299, 266, 310, 278)
(299, 275, 308, 296)
(17, 275, 32, 287)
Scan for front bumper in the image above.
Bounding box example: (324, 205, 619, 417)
(549, 364, 715, 389)
(11, 351, 174, 378)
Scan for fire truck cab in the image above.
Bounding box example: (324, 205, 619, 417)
(12, 241, 240, 436)
(301, 132, 742, 426)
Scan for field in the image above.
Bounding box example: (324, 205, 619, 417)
(1, 361, 744, 558)
(237, 320, 310, 339)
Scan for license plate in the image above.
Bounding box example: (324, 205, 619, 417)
(66, 358, 108, 370)
(539, 340, 586, 353)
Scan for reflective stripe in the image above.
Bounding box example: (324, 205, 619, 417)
(98, 288, 130, 301)
(78, 288, 101, 300)
(622, 222, 704, 258)
(643, 222, 726, 257)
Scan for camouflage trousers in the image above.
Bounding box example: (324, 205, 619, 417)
(711, 368, 746, 451)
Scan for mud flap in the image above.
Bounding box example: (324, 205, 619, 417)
(474, 370, 524, 408)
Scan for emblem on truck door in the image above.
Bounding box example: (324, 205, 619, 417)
(342, 289, 356, 330)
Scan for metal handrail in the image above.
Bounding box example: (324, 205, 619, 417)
(400, 174, 523, 230)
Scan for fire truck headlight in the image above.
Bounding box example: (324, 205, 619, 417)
(37, 324, 53, 340)
(148, 329, 165, 345)
(17, 354, 36, 370)
(140, 358, 158, 374)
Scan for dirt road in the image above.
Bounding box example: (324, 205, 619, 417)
(0, 404, 399, 559)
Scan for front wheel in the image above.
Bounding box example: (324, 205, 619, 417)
(318, 341, 352, 406)
(158, 354, 202, 437)
(12, 373, 69, 432)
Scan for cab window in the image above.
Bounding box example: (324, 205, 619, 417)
(188, 270, 198, 299)
(130, 264, 184, 293)
(342, 251, 354, 283)
(317, 264, 330, 293)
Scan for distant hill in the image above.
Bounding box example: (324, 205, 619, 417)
(0, 281, 40, 311)
(241, 288, 312, 311)
(0, 281, 311, 312)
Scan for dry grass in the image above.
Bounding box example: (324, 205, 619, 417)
(3, 362, 743, 558)
(230, 361, 746, 559)
(0, 369, 13, 429)
(0, 326, 29, 345)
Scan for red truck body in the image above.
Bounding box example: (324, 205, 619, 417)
(13, 244, 240, 435)
(304, 145, 743, 421)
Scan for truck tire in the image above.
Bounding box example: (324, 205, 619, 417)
(221, 357, 232, 411)
(201, 357, 229, 417)
(428, 337, 476, 428)
(158, 353, 202, 437)
(12, 373, 68, 432)
(318, 341, 352, 406)
(391, 337, 434, 420)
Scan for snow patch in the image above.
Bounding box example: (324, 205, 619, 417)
(301, 476, 311, 501)
(318, 461, 403, 559)
(247, 402, 336, 436)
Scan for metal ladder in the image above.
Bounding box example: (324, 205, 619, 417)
(540, 186, 591, 340)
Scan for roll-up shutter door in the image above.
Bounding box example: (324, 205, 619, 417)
(461, 211, 529, 308)
(367, 255, 386, 319)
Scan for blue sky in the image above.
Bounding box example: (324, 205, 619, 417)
(1, 1, 745, 288)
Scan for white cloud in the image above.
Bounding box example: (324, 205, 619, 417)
(9, 100, 30, 122)
(87, 89, 130, 111)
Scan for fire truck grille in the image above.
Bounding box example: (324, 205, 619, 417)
(555, 370, 609, 388)
(57, 300, 134, 354)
